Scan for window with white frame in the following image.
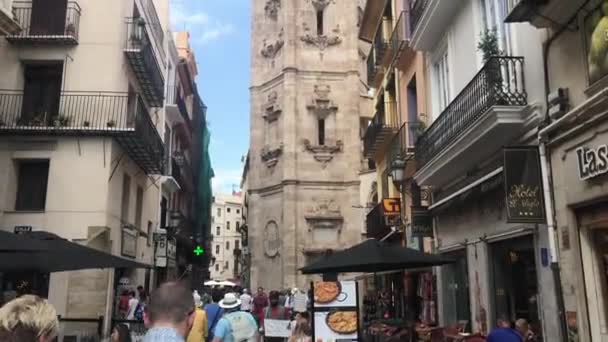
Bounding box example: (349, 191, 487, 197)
(479, 0, 513, 57)
(433, 50, 451, 113)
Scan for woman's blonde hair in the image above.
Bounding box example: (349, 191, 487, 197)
(0, 295, 59, 340)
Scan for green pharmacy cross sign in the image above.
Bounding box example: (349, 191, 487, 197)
(194, 246, 204, 256)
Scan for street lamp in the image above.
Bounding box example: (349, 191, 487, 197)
(390, 158, 406, 188)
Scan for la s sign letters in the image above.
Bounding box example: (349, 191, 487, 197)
(576, 144, 608, 180)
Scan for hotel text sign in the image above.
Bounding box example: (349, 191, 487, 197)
(576, 145, 608, 180)
(503, 147, 546, 223)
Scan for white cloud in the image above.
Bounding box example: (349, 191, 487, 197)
(170, 0, 234, 45)
(212, 168, 242, 194)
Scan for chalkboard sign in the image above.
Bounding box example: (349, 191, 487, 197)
(503, 147, 546, 223)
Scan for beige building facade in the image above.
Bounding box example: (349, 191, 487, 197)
(248, 0, 366, 290)
(0, 0, 173, 330)
(209, 193, 244, 281)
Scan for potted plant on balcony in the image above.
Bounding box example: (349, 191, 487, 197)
(477, 28, 504, 103)
(107, 119, 116, 127)
(65, 22, 76, 37)
(83, 120, 90, 127)
(53, 115, 70, 127)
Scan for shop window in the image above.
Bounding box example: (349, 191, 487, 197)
(15, 160, 50, 211)
(441, 249, 471, 330)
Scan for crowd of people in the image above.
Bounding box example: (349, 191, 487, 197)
(0, 283, 311, 342)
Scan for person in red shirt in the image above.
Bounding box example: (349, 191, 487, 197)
(253, 287, 269, 324)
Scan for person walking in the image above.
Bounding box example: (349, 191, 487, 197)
(262, 291, 291, 342)
(487, 317, 522, 342)
(126, 291, 139, 320)
(187, 292, 209, 342)
(288, 312, 311, 342)
(205, 290, 225, 342)
(0, 295, 59, 342)
(212, 293, 258, 342)
(252, 287, 269, 325)
(111, 323, 133, 342)
(142, 282, 196, 342)
(240, 289, 252, 312)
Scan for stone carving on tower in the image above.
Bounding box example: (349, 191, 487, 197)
(304, 198, 343, 230)
(262, 91, 281, 122)
(264, 0, 281, 20)
(261, 28, 284, 67)
(303, 84, 342, 167)
(260, 143, 284, 168)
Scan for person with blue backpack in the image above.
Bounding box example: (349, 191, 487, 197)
(212, 293, 258, 342)
(204, 290, 225, 342)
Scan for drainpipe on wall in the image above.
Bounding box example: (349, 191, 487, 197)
(538, 142, 567, 341)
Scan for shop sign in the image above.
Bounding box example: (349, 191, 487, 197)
(576, 145, 608, 180)
(382, 198, 401, 216)
(155, 234, 167, 267)
(503, 147, 546, 223)
(411, 206, 433, 237)
(13, 225, 32, 234)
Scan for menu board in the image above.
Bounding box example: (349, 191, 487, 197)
(312, 281, 359, 342)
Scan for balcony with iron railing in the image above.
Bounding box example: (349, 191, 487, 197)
(6, 0, 81, 45)
(165, 86, 191, 127)
(172, 151, 194, 191)
(390, 11, 416, 70)
(363, 99, 400, 159)
(0, 90, 165, 174)
(409, 0, 460, 51)
(414, 56, 528, 187)
(124, 18, 165, 108)
(366, 201, 401, 240)
(387, 122, 423, 178)
(366, 25, 390, 88)
(0, 0, 21, 35)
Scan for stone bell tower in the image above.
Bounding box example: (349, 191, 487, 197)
(248, 0, 364, 289)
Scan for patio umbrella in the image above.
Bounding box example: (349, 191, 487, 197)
(0, 231, 151, 272)
(300, 239, 453, 274)
(0, 229, 49, 252)
(204, 280, 221, 286)
(218, 280, 236, 287)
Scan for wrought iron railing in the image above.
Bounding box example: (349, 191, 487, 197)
(9, 1, 81, 40)
(366, 23, 389, 86)
(410, 0, 429, 34)
(125, 17, 165, 101)
(390, 11, 411, 62)
(416, 56, 527, 168)
(139, 0, 166, 66)
(363, 101, 399, 156)
(366, 202, 390, 239)
(388, 122, 423, 172)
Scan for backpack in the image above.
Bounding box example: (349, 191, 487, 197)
(224, 312, 257, 342)
(134, 303, 145, 321)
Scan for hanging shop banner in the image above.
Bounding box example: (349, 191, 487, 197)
(411, 206, 433, 237)
(311, 281, 359, 341)
(503, 146, 546, 223)
(382, 198, 401, 216)
(155, 234, 168, 267)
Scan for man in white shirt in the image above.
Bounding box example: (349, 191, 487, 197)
(126, 290, 139, 320)
(240, 288, 253, 312)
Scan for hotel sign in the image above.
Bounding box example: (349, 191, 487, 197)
(503, 147, 546, 223)
(576, 145, 608, 180)
(411, 206, 433, 237)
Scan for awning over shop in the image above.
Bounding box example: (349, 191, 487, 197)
(300, 239, 453, 274)
(0, 231, 151, 272)
(0, 229, 49, 251)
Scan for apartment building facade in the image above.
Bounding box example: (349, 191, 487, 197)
(209, 193, 243, 282)
(396, 0, 560, 339)
(0, 0, 213, 330)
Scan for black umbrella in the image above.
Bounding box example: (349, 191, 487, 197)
(300, 239, 453, 274)
(0, 229, 50, 252)
(0, 231, 151, 272)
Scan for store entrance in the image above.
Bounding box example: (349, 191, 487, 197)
(490, 235, 540, 336)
